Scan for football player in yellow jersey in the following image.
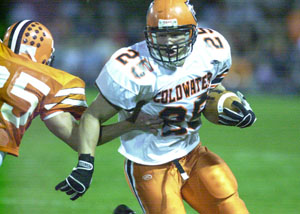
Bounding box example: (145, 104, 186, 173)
(0, 20, 162, 200)
(57, 0, 257, 213)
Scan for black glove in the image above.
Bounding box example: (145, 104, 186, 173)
(55, 154, 94, 200)
(113, 204, 136, 214)
(218, 91, 256, 128)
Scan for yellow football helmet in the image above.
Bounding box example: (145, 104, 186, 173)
(3, 20, 55, 65)
(144, 0, 197, 68)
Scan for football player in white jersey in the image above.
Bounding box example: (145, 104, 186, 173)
(57, 0, 256, 213)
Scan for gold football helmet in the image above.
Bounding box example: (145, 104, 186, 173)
(144, 0, 197, 68)
(3, 20, 55, 65)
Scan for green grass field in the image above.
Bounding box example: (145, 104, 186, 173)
(0, 88, 299, 214)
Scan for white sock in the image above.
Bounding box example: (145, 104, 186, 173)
(0, 151, 6, 167)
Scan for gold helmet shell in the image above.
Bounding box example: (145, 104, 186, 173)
(144, 0, 197, 68)
(3, 20, 55, 65)
(146, 0, 197, 28)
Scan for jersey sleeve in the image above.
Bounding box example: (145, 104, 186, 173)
(95, 48, 156, 110)
(199, 29, 232, 89)
(40, 77, 87, 120)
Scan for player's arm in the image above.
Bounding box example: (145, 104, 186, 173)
(77, 92, 118, 155)
(79, 93, 162, 148)
(55, 92, 162, 200)
(44, 107, 161, 150)
(214, 84, 226, 91)
(45, 111, 130, 149)
(44, 112, 79, 151)
(54, 93, 117, 200)
(98, 107, 162, 146)
(44, 93, 134, 152)
(208, 84, 226, 93)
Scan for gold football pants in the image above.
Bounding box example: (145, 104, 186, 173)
(124, 144, 249, 214)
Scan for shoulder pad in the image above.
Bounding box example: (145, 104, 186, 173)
(195, 28, 231, 61)
(197, 28, 230, 50)
(105, 47, 156, 86)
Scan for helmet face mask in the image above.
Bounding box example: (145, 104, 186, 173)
(144, 0, 198, 69)
(3, 20, 55, 66)
(145, 25, 197, 68)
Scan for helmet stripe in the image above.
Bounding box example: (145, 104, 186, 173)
(7, 20, 22, 49)
(9, 20, 34, 54)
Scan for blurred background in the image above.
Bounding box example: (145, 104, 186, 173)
(0, 0, 300, 94)
(0, 1, 299, 214)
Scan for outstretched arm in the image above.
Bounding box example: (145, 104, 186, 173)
(44, 112, 80, 151)
(77, 92, 119, 155)
(54, 92, 118, 200)
(54, 92, 162, 200)
(98, 110, 163, 146)
(45, 107, 162, 150)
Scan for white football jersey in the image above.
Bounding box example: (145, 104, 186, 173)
(96, 28, 231, 165)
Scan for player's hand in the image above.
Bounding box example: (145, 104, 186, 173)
(113, 204, 136, 214)
(55, 154, 94, 200)
(132, 111, 163, 135)
(218, 91, 256, 128)
(126, 101, 163, 135)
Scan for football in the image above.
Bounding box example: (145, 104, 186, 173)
(203, 89, 241, 124)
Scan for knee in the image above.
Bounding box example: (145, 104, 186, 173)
(200, 162, 249, 213)
(218, 192, 249, 214)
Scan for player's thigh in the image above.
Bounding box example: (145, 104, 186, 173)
(182, 149, 248, 214)
(124, 159, 186, 214)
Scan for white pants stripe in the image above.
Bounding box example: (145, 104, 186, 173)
(125, 159, 146, 214)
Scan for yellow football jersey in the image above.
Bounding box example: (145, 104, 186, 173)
(0, 43, 87, 156)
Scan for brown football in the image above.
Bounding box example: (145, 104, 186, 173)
(203, 89, 241, 124)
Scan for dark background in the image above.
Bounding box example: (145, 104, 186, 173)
(1, 0, 300, 94)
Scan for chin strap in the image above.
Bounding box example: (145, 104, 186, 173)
(47, 55, 55, 66)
